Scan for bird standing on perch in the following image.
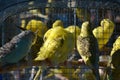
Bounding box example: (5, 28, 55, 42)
(34, 26, 75, 80)
(77, 21, 100, 80)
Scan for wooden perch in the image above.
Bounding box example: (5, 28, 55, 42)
(0, 60, 107, 73)
(0, 47, 110, 73)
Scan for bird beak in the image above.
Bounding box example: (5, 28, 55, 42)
(18, 27, 27, 31)
(16, 25, 27, 31)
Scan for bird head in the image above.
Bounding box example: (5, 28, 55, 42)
(101, 19, 114, 29)
(80, 21, 92, 37)
(52, 20, 64, 28)
(26, 19, 48, 38)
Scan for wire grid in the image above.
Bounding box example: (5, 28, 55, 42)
(0, 0, 120, 80)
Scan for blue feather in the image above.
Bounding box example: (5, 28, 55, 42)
(0, 30, 35, 65)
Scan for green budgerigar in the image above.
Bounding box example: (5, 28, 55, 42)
(0, 30, 36, 66)
(77, 21, 100, 80)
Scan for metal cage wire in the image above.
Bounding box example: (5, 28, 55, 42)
(0, 0, 120, 80)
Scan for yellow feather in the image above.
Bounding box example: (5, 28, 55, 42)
(93, 19, 114, 50)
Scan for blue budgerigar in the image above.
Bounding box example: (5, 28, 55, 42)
(0, 30, 36, 66)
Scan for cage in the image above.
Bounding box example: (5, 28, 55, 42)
(0, 0, 120, 80)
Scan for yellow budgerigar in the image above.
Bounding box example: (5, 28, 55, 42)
(93, 19, 114, 50)
(65, 25, 81, 40)
(52, 20, 64, 28)
(34, 26, 75, 80)
(43, 25, 80, 80)
(43, 20, 64, 41)
(25, 19, 48, 38)
(20, 8, 48, 29)
(34, 26, 75, 64)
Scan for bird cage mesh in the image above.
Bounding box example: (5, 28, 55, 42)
(0, 0, 120, 80)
